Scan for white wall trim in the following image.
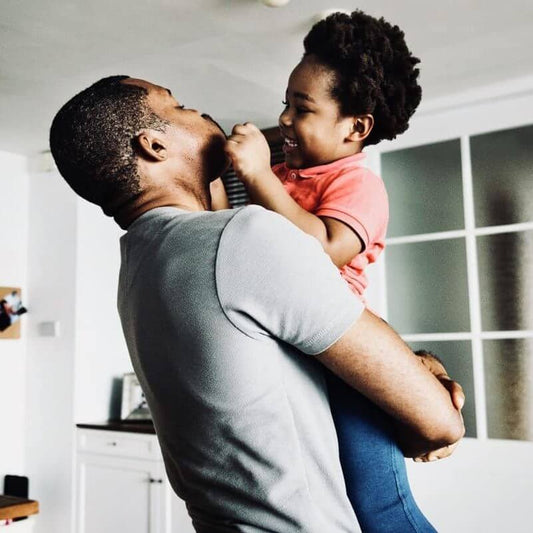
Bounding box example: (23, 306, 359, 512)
(418, 75, 533, 117)
(461, 135, 488, 440)
(374, 77, 533, 154)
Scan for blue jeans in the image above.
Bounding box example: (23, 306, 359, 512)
(327, 372, 437, 533)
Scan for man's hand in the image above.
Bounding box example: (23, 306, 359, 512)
(225, 123, 273, 185)
(410, 350, 465, 463)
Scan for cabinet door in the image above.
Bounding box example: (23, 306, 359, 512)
(77, 453, 164, 533)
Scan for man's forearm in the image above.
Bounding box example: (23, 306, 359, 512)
(318, 309, 465, 454)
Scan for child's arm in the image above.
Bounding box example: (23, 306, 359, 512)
(225, 123, 362, 267)
(209, 177, 230, 211)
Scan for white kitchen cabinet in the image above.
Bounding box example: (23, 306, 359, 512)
(76, 429, 195, 533)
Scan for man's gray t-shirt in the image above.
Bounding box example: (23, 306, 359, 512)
(118, 205, 363, 532)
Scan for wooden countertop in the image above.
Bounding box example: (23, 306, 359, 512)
(0, 495, 39, 520)
(77, 420, 156, 434)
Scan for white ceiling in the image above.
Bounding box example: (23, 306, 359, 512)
(2, 0, 533, 155)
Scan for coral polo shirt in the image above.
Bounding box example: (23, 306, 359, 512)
(273, 153, 389, 298)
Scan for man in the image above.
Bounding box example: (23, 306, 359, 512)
(50, 76, 464, 532)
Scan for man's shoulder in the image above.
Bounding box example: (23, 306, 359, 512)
(217, 206, 328, 287)
(220, 204, 315, 251)
(227, 204, 288, 228)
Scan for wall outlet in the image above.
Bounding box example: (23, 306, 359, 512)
(37, 321, 60, 337)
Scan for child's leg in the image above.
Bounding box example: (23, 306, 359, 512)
(327, 372, 437, 533)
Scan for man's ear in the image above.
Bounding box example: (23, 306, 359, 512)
(345, 114, 374, 143)
(135, 131, 168, 161)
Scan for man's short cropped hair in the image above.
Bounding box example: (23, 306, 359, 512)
(49, 75, 168, 216)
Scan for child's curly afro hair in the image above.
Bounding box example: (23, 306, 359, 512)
(303, 10, 422, 146)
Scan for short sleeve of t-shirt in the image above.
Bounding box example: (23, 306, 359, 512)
(316, 169, 388, 249)
(215, 206, 363, 355)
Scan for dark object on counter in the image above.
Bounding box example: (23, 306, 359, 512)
(3, 475, 30, 522)
(4, 475, 28, 499)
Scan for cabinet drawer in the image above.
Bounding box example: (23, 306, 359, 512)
(77, 429, 162, 460)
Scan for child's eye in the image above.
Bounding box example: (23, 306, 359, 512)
(296, 107, 310, 114)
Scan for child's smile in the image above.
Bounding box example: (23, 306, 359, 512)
(282, 136, 299, 155)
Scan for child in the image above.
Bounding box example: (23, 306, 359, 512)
(224, 10, 451, 533)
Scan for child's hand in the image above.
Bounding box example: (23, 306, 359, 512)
(411, 350, 465, 462)
(394, 349, 465, 460)
(209, 177, 230, 211)
(225, 123, 272, 185)
(415, 350, 465, 411)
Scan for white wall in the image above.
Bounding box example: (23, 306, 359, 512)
(407, 438, 533, 533)
(25, 166, 78, 533)
(23, 166, 133, 533)
(0, 151, 29, 480)
(74, 198, 131, 423)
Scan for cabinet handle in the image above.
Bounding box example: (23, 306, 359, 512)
(107, 441, 117, 446)
(149, 478, 163, 484)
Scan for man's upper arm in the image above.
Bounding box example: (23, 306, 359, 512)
(215, 206, 363, 354)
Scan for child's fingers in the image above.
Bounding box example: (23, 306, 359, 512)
(415, 351, 465, 411)
(438, 375, 465, 411)
(225, 133, 246, 145)
(230, 122, 260, 136)
(449, 381, 465, 411)
(413, 441, 460, 463)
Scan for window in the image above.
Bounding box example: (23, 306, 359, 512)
(381, 124, 533, 441)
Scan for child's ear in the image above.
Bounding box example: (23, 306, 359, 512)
(346, 115, 374, 143)
(134, 131, 168, 161)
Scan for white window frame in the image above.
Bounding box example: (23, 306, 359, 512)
(366, 78, 533, 440)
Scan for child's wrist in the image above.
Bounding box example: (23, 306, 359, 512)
(239, 168, 275, 188)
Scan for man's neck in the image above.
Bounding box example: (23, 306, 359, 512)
(114, 188, 210, 229)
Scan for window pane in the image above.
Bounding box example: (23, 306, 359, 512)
(385, 239, 470, 334)
(381, 139, 464, 237)
(477, 230, 533, 331)
(409, 340, 476, 438)
(471, 124, 533, 227)
(484, 339, 533, 441)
